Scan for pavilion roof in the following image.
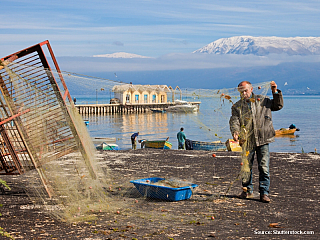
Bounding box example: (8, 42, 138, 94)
(112, 84, 171, 93)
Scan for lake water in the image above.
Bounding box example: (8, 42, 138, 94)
(74, 95, 320, 153)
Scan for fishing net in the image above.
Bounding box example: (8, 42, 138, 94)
(179, 82, 271, 185)
(0, 58, 272, 225)
(0, 60, 122, 221)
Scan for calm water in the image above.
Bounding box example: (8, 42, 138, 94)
(74, 95, 320, 153)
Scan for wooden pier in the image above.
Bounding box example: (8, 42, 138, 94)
(75, 102, 201, 114)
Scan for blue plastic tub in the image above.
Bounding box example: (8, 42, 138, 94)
(130, 177, 198, 201)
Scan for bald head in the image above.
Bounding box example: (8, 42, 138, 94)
(238, 81, 253, 99)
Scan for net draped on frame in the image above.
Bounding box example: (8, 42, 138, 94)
(0, 60, 271, 223)
(0, 61, 118, 221)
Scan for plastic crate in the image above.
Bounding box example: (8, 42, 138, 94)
(130, 177, 198, 201)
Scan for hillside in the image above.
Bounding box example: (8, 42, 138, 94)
(193, 36, 320, 56)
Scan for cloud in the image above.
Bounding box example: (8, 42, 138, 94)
(2, 0, 320, 58)
(57, 53, 320, 73)
(113, 41, 124, 46)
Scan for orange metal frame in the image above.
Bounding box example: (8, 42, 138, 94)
(0, 41, 96, 197)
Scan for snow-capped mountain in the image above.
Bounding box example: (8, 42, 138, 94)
(93, 52, 152, 58)
(193, 36, 320, 55)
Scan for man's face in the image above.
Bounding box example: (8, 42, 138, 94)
(238, 83, 253, 100)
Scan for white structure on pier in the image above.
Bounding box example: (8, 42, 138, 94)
(112, 84, 171, 104)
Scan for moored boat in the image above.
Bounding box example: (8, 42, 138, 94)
(96, 142, 120, 150)
(144, 140, 172, 149)
(275, 128, 296, 136)
(150, 108, 166, 113)
(92, 137, 116, 144)
(192, 140, 227, 151)
(275, 124, 300, 136)
(165, 100, 198, 113)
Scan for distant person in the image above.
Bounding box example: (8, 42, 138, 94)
(185, 139, 193, 150)
(139, 139, 146, 148)
(229, 81, 283, 203)
(289, 124, 300, 131)
(131, 132, 139, 150)
(73, 97, 77, 105)
(177, 128, 186, 150)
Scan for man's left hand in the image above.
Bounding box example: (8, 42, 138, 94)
(270, 81, 277, 93)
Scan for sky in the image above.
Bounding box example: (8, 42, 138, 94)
(1, 0, 320, 59)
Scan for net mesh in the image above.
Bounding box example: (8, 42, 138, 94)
(181, 82, 271, 184)
(0, 59, 272, 224)
(0, 61, 121, 221)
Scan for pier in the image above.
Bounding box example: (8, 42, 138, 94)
(75, 102, 201, 114)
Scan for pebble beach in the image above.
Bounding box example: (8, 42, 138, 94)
(0, 149, 319, 239)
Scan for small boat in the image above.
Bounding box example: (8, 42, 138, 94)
(92, 137, 116, 144)
(84, 120, 89, 126)
(192, 140, 227, 151)
(96, 142, 119, 150)
(275, 124, 300, 136)
(275, 128, 296, 136)
(144, 140, 172, 149)
(150, 108, 166, 113)
(165, 100, 198, 113)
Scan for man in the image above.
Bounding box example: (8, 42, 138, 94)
(177, 128, 186, 150)
(229, 81, 283, 203)
(139, 139, 146, 148)
(131, 132, 139, 150)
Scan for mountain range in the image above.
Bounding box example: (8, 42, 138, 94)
(193, 36, 320, 56)
(93, 52, 152, 58)
(93, 36, 320, 58)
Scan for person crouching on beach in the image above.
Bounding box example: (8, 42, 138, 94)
(229, 81, 283, 203)
(131, 132, 139, 150)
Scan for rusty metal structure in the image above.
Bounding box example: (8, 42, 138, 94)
(0, 40, 96, 197)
